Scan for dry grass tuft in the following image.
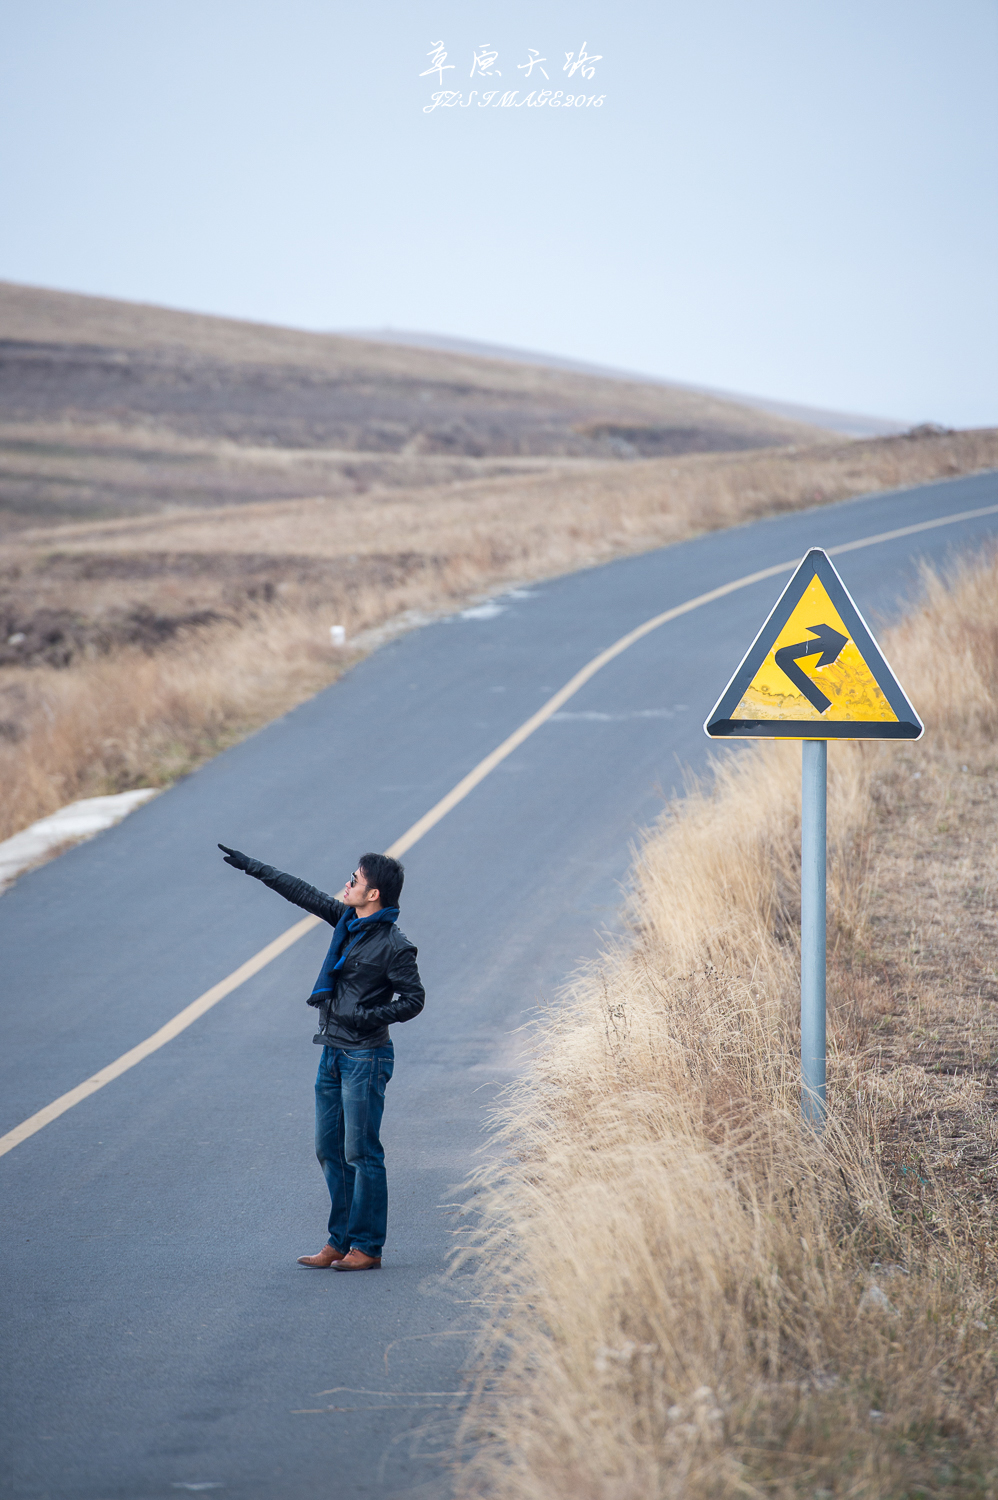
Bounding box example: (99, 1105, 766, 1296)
(457, 551, 998, 1499)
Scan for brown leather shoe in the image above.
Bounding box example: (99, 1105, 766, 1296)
(330, 1247, 382, 1272)
(297, 1244, 347, 1268)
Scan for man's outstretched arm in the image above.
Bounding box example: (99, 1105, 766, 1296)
(218, 845, 347, 926)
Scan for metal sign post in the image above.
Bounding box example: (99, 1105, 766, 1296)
(704, 549, 922, 1127)
(800, 739, 827, 1126)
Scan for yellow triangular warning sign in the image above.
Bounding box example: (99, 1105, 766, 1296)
(705, 550, 922, 740)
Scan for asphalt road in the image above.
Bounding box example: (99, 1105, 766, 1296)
(2, 470, 997, 1500)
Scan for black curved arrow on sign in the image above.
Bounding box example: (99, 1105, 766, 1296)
(773, 623, 849, 714)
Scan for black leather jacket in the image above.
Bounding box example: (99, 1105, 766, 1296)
(245, 861, 425, 1048)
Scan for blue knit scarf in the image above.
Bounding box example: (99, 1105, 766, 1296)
(307, 905, 400, 1006)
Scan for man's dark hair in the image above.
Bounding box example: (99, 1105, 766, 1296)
(358, 853, 404, 909)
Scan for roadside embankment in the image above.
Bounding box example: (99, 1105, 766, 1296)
(459, 550, 998, 1499)
(0, 427, 995, 845)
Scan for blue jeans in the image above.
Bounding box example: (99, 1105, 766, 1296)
(314, 1043, 394, 1258)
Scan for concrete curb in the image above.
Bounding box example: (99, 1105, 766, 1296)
(0, 789, 159, 893)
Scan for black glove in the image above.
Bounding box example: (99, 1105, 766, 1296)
(218, 843, 253, 872)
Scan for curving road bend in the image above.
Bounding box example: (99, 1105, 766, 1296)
(2, 470, 997, 1500)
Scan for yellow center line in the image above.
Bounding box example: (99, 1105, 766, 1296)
(2, 495, 997, 1158)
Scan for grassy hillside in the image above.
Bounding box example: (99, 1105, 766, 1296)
(0, 281, 995, 868)
(0, 281, 830, 532)
(458, 552, 998, 1500)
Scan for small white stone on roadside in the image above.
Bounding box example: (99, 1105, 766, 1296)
(593, 1340, 656, 1374)
(858, 1281, 899, 1316)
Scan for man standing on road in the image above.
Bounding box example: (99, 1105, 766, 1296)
(218, 846, 424, 1272)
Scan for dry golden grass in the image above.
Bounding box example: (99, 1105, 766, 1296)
(12, 425, 998, 577)
(457, 552, 998, 1500)
(1, 427, 995, 845)
(0, 415, 595, 529)
(0, 613, 343, 832)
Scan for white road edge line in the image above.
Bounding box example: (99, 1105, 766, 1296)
(2, 496, 996, 1158)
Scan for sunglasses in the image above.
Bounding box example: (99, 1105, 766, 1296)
(347, 870, 364, 888)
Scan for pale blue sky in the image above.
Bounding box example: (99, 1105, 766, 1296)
(1, 1, 995, 426)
